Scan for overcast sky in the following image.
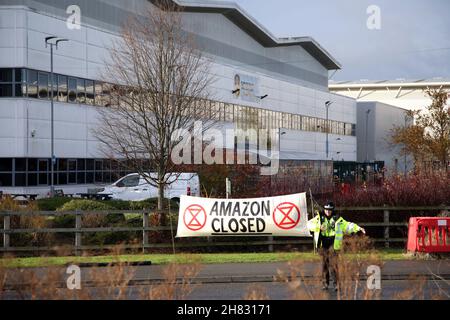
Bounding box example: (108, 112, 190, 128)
(225, 0, 450, 82)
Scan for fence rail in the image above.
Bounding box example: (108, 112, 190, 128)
(1, 207, 448, 254)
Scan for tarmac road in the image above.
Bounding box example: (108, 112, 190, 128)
(1, 260, 449, 300)
(130, 279, 449, 300)
(2, 279, 448, 300)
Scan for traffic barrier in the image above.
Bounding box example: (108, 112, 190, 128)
(407, 217, 450, 253)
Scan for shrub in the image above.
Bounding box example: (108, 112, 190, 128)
(36, 198, 73, 211)
(106, 200, 135, 210)
(52, 215, 75, 229)
(244, 170, 450, 207)
(0, 196, 54, 247)
(0, 196, 37, 211)
(124, 198, 179, 211)
(56, 200, 130, 227)
(57, 199, 114, 212)
(333, 171, 450, 207)
(66, 198, 179, 211)
(83, 231, 139, 246)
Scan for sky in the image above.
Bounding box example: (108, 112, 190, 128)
(215, 0, 450, 82)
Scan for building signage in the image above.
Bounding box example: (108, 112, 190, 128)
(233, 73, 260, 102)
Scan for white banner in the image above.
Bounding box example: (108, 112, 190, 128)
(176, 193, 311, 238)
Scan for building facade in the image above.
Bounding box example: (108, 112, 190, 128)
(329, 79, 450, 175)
(329, 78, 450, 112)
(356, 101, 413, 174)
(0, 0, 357, 195)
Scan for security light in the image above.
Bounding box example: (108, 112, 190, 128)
(56, 38, 69, 48)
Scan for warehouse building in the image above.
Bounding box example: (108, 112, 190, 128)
(329, 79, 448, 175)
(329, 78, 450, 112)
(355, 101, 413, 175)
(0, 0, 357, 195)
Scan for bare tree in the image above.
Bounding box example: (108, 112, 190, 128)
(94, 3, 216, 211)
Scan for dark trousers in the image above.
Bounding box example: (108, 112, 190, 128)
(319, 238, 339, 286)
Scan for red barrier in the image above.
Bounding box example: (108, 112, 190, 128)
(407, 217, 450, 253)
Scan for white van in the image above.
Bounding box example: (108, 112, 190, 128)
(99, 173, 200, 202)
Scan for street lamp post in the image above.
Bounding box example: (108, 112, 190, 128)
(45, 36, 68, 197)
(325, 101, 333, 159)
(365, 109, 372, 163)
(404, 114, 408, 177)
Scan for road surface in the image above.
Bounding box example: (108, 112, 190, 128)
(1, 260, 449, 300)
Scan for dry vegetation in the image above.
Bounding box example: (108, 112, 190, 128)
(138, 259, 201, 300)
(336, 236, 383, 300)
(0, 247, 201, 300)
(1, 244, 449, 300)
(271, 236, 449, 300)
(244, 284, 270, 300)
(273, 236, 383, 300)
(275, 259, 328, 300)
(0, 196, 448, 300)
(1, 196, 54, 248)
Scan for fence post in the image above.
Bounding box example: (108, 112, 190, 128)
(3, 214, 10, 249)
(268, 236, 274, 253)
(75, 211, 82, 256)
(143, 212, 149, 254)
(384, 209, 390, 248)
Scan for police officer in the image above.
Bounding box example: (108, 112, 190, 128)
(307, 202, 366, 291)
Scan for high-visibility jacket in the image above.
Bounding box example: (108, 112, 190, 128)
(307, 212, 362, 251)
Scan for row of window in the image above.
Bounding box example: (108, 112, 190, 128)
(225, 103, 355, 136)
(0, 172, 130, 187)
(0, 68, 356, 136)
(0, 158, 132, 187)
(0, 158, 132, 172)
(0, 68, 111, 106)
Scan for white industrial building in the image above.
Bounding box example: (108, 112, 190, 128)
(330, 78, 450, 112)
(356, 101, 413, 174)
(0, 0, 357, 195)
(329, 79, 450, 174)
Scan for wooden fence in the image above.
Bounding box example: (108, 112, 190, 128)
(0, 207, 448, 254)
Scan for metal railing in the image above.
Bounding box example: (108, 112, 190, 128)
(1, 207, 448, 254)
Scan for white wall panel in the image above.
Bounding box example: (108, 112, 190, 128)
(0, 7, 357, 163)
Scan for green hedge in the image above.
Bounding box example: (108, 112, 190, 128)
(57, 199, 114, 212)
(14, 198, 180, 248)
(37, 197, 180, 212)
(106, 198, 180, 211)
(36, 198, 74, 211)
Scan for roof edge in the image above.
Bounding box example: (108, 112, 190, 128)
(150, 0, 341, 70)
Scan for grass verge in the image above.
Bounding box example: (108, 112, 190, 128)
(1, 249, 413, 268)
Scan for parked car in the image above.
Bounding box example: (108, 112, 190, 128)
(98, 173, 200, 202)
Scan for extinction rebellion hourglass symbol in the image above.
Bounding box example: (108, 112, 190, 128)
(273, 202, 301, 230)
(183, 204, 207, 231)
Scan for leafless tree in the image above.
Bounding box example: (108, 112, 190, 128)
(94, 3, 216, 211)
